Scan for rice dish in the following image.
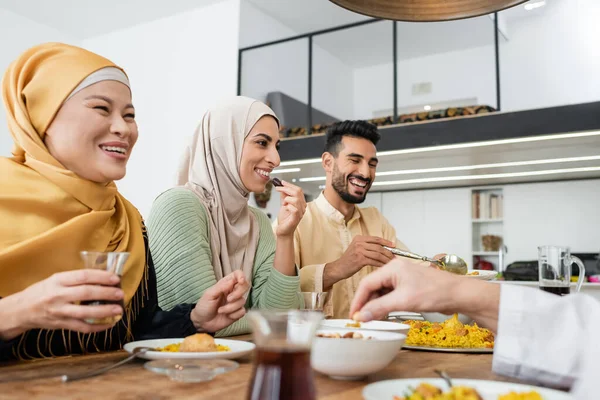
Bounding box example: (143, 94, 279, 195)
(405, 314, 494, 349)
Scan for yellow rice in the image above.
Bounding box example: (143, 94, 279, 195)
(404, 314, 494, 349)
(395, 383, 542, 400)
(157, 343, 230, 352)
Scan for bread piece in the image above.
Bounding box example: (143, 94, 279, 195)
(179, 333, 217, 352)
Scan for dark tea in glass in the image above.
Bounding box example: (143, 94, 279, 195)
(538, 246, 585, 296)
(539, 282, 570, 296)
(248, 346, 315, 400)
(247, 311, 323, 400)
(80, 251, 129, 324)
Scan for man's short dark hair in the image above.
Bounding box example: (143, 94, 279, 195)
(324, 120, 381, 156)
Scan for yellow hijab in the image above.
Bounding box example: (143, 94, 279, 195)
(0, 42, 145, 307)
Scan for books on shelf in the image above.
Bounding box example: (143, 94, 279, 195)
(472, 191, 503, 220)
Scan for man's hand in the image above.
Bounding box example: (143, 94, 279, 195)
(323, 236, 394, 290)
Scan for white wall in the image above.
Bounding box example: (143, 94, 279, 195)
(353, 45, 496, 120)
(376, 179, 600, 267)
(380, 188, 472, 261)
(0, 8, 78, 157)
(503, 180, 600, 265)
(239, 1, 354, 120)
(82, 0, 241, 217)
(353, 0, 600, 118)
(499, 0, 600, 112)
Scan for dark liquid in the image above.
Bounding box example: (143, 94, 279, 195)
(540, 285, 570, 296)
(81, 281, 124, 324)
(248, 347, 316, 400)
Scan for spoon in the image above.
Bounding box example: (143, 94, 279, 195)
(61, 346, 153, 382)
(434, 369, 454, 388)
(383, 247, 468, 275)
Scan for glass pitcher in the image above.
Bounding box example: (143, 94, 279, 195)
(246, 310, 323, 400)
(538, 246, 585, 295)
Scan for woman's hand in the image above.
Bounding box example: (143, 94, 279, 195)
(0, 270, 124, 340)
(275, 180, 306, 238)
(191, 270, 250, 333)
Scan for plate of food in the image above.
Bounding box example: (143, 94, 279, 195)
(363, 378, 572, 400)
(320, 319, 409, 334)
(465, 270, 498, 281)
(123, 333, 256, 360)
(402, 314, 494, 353)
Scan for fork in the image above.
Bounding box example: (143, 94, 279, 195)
(434, 369, 454, 388)
(61, 346, 152, 382)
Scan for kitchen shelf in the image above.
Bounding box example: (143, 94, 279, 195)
(472, 219, 503, 223)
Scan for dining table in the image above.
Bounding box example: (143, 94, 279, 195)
(0, 334, 527, 400)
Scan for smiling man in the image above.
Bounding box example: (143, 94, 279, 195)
(276, 120, 409, 318)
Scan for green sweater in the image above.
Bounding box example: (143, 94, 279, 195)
(147, 187, 301, 337)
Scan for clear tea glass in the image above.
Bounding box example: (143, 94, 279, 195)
(299, 292, 329, 311)
(80, 251, 129, 324)
(538, 246, 585, 295)
(246, 310, 323, 400)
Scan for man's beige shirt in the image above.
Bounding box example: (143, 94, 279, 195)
(274, 192, 408, 319)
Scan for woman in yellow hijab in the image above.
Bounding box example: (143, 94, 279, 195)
(0, 43, 249, 360)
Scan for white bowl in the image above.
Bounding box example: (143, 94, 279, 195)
(420, 312, 473, 325)
(311, 329, 405, 380)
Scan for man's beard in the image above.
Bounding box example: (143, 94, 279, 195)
(331, 163, 371, 204)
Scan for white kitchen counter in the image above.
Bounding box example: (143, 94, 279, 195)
(493, 280, 600, 302)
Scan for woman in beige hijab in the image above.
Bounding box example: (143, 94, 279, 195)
(147, 96, 306, 337)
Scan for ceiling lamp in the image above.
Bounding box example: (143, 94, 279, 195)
(329, 0, 528, 22)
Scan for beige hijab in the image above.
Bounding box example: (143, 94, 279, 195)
(176, 96, 279, 284)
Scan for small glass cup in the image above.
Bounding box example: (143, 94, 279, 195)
(247, 310, 323, 400)
(80, 251, 129, 324)
(538, 246, 585, 296)
(299, 292, 329, 311)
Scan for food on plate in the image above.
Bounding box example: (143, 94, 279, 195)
(346, 312, 362, 327)
(157, 333, 230, 353)
(316, 331, 372, 339)
(393, 382, 542, 400)
(404, 314, 494, 349)
(180, 333, 218, 352)
(394, 382, 482, 400)
(467, 271, 480, 276)
(498, 392, 543, 400)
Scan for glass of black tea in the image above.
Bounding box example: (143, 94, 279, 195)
(246, 310, 323, 400)
(80, 251, 129, 324)
(538, 246, 585, 296)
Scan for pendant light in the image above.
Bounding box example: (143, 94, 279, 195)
(329, 0, 528, 22)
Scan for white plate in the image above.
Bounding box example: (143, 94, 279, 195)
(388, 311, 421, 318)
(320, 319, 409, 333)
(402, 344, 493, 353)
(123, 338, 255, 360)
(363, 378, 572, 400)
(465, 270, 498, 281)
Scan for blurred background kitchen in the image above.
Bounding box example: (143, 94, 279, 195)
(1, 0, 598, 289)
